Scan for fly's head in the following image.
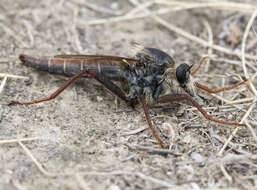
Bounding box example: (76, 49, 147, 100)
(176, 63, 191, 87)
(164, 63, 195, 96)
(175, 63, 195, 96)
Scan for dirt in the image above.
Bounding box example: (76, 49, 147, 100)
(0, 0, 257, 190)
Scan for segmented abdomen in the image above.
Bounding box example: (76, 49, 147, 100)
(19, 54, 126, 80)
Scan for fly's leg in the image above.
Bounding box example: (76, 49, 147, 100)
(191, 57, 209, 76)
(89, 70, 166, 147)
(9, 69, 132, 106)
(88, 70, 133, 103)
(191, 57, 249, 93)
(140, 96, 166, 148)
(9, 70, 86, 106)
(194, 80, 249, 94)
(158, 94, 245, 127)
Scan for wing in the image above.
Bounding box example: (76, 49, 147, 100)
(54, 54, 139, 67)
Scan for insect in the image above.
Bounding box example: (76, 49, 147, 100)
(9, 44, 247, 148)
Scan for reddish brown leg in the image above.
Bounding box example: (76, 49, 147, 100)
(140, 96, 166, 148)
(191, 57, 249, 93)
(195, 80, 249, 94)
(158, 94, 245, 127)
(191, 57, 209, 76)
(9, 70, 86, 106)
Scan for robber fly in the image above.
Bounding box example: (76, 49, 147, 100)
(9, 44, 246, 148)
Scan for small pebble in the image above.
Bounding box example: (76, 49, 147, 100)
(191, 152, 205, 163)
(96, 96, 103, 102)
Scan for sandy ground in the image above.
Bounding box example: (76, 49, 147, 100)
(0, 0, 257, 189)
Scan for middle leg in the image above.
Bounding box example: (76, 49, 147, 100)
(88, 70, 166, 147)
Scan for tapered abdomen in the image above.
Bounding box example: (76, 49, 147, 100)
(19, 54, 128, 80)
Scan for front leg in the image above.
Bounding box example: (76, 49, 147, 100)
(190, 57, 249, 94)
(194, 80, 249, 94)
(158, 94, 245, 127)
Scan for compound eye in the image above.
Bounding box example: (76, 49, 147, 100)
(176, 63, 191, 85)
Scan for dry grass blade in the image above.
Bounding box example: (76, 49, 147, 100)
(0, 76, 7, 95)
(212, 134, 252, 155)
(187, 104, 247, 112)
(156, 0, 257, 13)
(241, 9, 257, 97)
(18, 141, 59, 177)
(72, 0, 123, 16)
(83, 1, 257, 26)
(217, 127, 239, 157)
(17, 139, 177, 186)
(245, 120, 257, 143)
(125, 0, 155, 16)
(0, 137, 40, 144)
(0, 73, 30, 80)
(202, 20, 213, 73)
(217, 100, 256, 156)
(211, 94, 254, 106)
(81, 1, 257, 61)
(9, 138, 177, 187)
(126, 0, 257, 62)
(152, 15, 257, 61)
(219, 164, 232, 183)
(0, 73, 30, 95)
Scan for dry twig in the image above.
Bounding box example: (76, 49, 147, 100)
(241, 9, 257, 97)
